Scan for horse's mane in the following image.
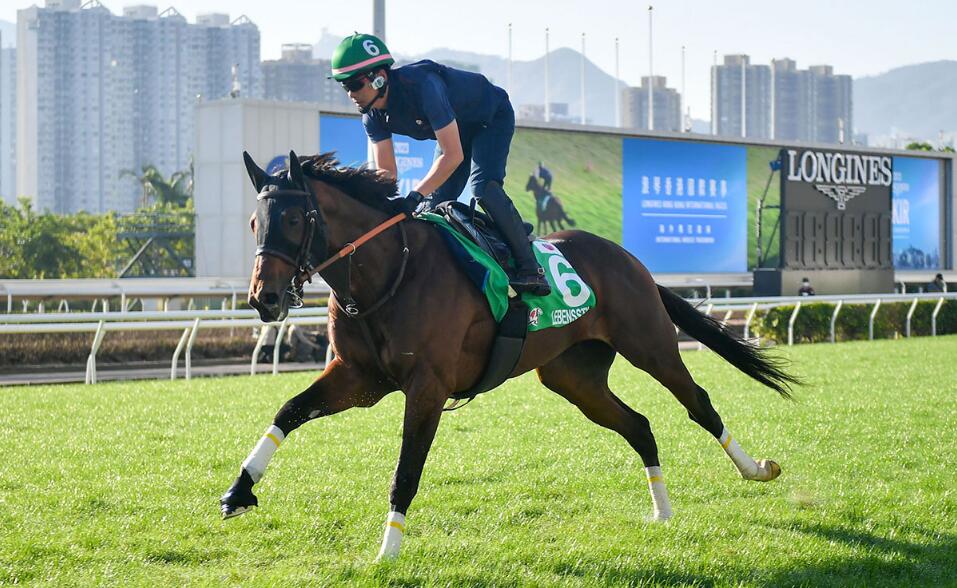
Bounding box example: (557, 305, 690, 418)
(299, 153, 407, 216)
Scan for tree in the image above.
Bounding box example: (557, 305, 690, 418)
(905, 141, 934, 152)
(905, 141, 954, 153)
(0, 169, 193, 279)
(122, 162, 193, 208)
(0, 199, 92, 278)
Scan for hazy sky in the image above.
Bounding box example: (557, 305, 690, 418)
(3, 0, 955, 119)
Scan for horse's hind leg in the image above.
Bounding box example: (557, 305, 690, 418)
(220, 357, 391, 518)
(536, 340, 673, 521)
(611, 313, 781, 482)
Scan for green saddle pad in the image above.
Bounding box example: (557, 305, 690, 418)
(419, 213, 596, 331)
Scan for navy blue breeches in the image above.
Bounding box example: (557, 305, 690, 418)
(431, 100, 515, 204)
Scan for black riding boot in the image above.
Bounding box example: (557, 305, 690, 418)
(479, 182, 551, 297)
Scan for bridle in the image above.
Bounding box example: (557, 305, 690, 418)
(254, 184, 326, 308)
(255, 177, 410, 319)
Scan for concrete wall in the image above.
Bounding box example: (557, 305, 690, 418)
(195, 99, 319, 277)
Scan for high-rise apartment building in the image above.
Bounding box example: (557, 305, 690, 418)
(711, 54, 771, 139)
(16, 1, 262, 213)
(621, 76, 682, 132)
(769, 59, 806, 142)
(262, 44, 351, 109)
(710, 55, 853, 144)
(769, 58, 851, 143)
(0, 40, 15, 203)
(806, 65, 852, 144)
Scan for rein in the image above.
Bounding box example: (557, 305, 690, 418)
(306, 213, 410, 319)
(312, 213, 407, 275)
(295, 209, 411, 389)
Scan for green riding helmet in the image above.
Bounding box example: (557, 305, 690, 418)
(330, 33, 395, 81)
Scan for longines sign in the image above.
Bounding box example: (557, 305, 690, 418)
(784, 149, 892, 210)
(778, 147, 893, 272)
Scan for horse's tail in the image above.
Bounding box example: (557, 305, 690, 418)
(555, 201, 576, 226)
(656, 285, 799, 398)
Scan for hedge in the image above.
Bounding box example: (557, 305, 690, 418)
(752, 299, 957, 344)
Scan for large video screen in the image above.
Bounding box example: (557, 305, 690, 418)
(622, 138, 748, 273)
(746, 146, 782, 269)
(892, 156, 941, 269)
(503, 128, 622, 245)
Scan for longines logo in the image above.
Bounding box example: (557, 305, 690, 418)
(814, 185, 867, 210)
(785, 149, 892, 210)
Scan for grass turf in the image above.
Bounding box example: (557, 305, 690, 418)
(1, 336, 955, 586)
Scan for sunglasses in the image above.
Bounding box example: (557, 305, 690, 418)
(340, 75, 369, 92)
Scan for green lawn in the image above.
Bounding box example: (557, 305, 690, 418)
(2, 336, 955, 586)
(505, 128, 623, 244)
(746, 145, 782, 270)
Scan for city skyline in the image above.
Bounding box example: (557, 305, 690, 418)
(3, 0, 954, 122)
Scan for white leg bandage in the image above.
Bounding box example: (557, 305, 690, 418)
(376, 511, 406, 561)
(719, 427, 763, 479)
(241, 425, 285, 483)
(645, 466, 673, 521)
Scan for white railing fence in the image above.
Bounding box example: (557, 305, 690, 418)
(1, 291, 954, 385)
(689, 292, 956, 347)
(0, 307, 327, 384)
(0, 277, 331, 314)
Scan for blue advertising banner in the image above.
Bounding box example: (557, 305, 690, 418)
(319, 115, 368, 168)
(622, 138, 747, 272)
(892, 156, 941, 269)
(392, 135, 437, 196)
(318, 114, 439, 197)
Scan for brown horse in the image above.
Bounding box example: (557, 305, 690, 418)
(525, 174, 576, 233)
(222, 151, 797, 561)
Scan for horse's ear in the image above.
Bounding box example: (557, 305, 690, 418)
(243, 151, 270, 193)
(288, 150, 305, 188)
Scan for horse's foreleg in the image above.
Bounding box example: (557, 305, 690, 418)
(376, 378, 447, 561)
(220, 357, 390, 518)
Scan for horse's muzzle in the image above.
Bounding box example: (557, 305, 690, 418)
(249, 290, 286, 323)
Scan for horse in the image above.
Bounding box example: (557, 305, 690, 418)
(222, 150, 798, 561)
(525, 174, 576, 233)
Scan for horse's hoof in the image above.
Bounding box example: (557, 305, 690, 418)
(221, 503, 255, 519)
(220, 471, 258, 519)
(644, 511, 672, 523)
(757, 459, 782, 481)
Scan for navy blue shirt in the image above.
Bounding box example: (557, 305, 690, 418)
(362, 60, 508, 143)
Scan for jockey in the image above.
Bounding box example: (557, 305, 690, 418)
(536, 161, 553, 191)
(330, 33, 551, 297)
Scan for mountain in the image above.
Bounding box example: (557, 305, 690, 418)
(854, 61, 957, 140)
(312, 31, 628, 127)
(0, 20, 15, 48)
(411, 46, 627, 127)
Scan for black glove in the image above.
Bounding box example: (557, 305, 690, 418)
(406, 190, 431, 215)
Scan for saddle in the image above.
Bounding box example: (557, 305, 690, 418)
(424, 199, 532, 407)
(429, 200, 533, 273)
(538, 193, 554, 214)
